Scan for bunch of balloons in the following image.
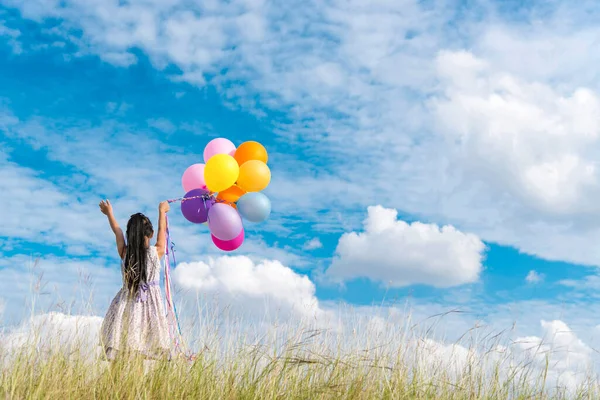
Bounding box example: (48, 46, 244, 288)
(179, 138, 272, 251)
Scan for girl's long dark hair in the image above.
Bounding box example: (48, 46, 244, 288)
(124, 213, 154, 294)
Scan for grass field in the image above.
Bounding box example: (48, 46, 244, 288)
(0, 266, 596, 399)
(1, 304, 598, 400)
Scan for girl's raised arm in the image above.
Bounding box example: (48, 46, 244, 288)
(155, 201, 170, 259)
(99, 199, 126, 259)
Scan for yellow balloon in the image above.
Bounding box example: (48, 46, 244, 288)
(237, 160, 271, 192)
(204, 154, 239, 193)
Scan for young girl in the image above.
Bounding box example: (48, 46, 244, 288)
(98, 199, 171, 361)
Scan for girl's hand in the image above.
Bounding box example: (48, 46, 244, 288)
(159, 201, 170, 214)
(99, 199, 113, 216)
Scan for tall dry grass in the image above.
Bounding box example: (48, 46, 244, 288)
(1, 306, 599, 399)
(0, 262, 598, 399)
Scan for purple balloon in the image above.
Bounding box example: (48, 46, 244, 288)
(181, 188, 213, 224)
(208, 203, 243, 241)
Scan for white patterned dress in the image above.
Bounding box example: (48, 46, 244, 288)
(100, 246, 171, 360)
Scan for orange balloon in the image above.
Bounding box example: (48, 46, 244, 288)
(234, 141, 268, 166)
(217, 185, 246, 203)
(237, 160, 271, 192)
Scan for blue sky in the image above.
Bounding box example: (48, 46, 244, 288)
(2, 0, 600, 353)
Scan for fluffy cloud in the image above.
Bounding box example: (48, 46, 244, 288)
(325, 206, 486, 288)
(172, 255, 326, 322)
(433, 50, 600, 217)
(421, 48, 600, 266)
(0, 250, 307, 329)
(6, 0, 600, 268)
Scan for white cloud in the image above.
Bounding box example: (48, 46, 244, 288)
(0, 150, 110, 253)
(526, 270, 545, 284)
(325, 206, 486, 288)
(418, 48, 600, 267)
(417, 319, 596, 393)
(559, 274, 600, 292)
(0, 312, 104, 363)
(511, 320, 595, 391)
(303, 237, 323, 251)
(173, 255, 326, 321)
(432, 50, 600, 217)
(0, 242, 306, 328)
(0, 19, 22, 54)
(7, 0, 600, 267)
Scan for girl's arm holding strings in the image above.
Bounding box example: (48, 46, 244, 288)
(99, 199, 126, 259)
(155, 201, 170, 259)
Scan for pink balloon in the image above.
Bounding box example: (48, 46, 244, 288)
(211, 229, 244, 251)
(203, 138, 236, 163)
(182, 164, 206, 192)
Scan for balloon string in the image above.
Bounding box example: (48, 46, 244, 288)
(167, 194, 213, 204)
(165, 192, 237, 225)
(166, 194, 236, 207)
(165, 215, 195, 361)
